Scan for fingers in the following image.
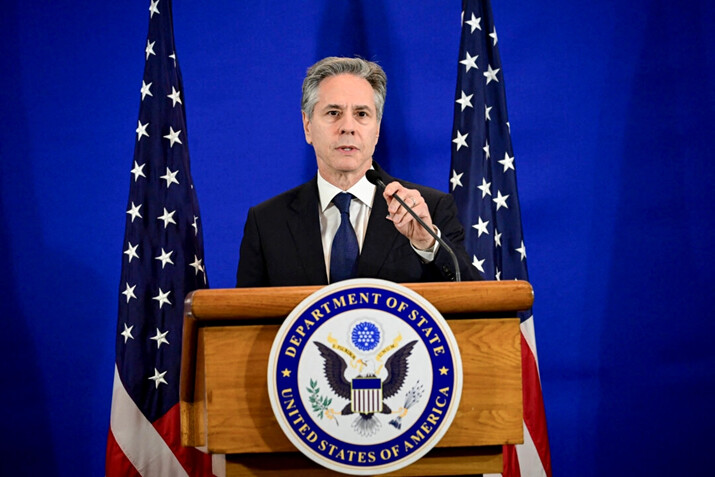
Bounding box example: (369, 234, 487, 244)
(383, 182, 423, 224)
(382, 182, 435, 250)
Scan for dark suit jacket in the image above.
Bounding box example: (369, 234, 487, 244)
(236, 163, 479, 287)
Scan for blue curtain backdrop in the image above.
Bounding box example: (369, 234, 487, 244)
(1, 0, 713, 475)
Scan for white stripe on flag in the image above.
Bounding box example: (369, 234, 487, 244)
(483, 422, 546, 477)
(109, 365, 189, 477)
(211, 455, 226, 477)
(521, 315, 542, 378)
(517, 420, 548, 477)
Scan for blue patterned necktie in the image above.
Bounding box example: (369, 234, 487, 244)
(330, 192, 359, 283)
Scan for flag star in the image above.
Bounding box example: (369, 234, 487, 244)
(163, 127, 182, 147)
(122, 282, 137, 303)
(459, 51, 479, 73)
(124, 242, 139, 262)
(167, 86, 182, 107)
(149, 0, 160, 18)
(121, 323, 134, 343)
(477, 177, 492, 198)
(493, 190, 509, 210)
(153, 288, 172, 308)
(472, 255, 485, 273)
(136, 120, 149, 141)
(189, 255, 204, 276)
(192, 216, 199, 236)
(145, 40, 156, 60)
(126, 202, 142, 222)
(160, 167, 179, 188)
(157, 207, 176, 228)
(466, 13, 482, 33)
(131, 161, 146, 181)
(494, 229, 502, 247)
(455, 90, 473, 111)
(484, 64, 500, 84)
(149, 368, 168, 388)
(140, 81, 153, 101)
(169, 52, 177, 66)
(507, 121, 511, 133)
(498, 152, 515, 172)
(485, 105, 493, 121)
(516, 240, 527, 261)
(155, 248, 174, 268)
(450, 170, 464, 190)
(495, 268, 501, 280)
(472, 217, 490, 237)
(150, 328, 170, 349)
(453, 130, 469, 151)
(490, 27, 498, 46)
(483, 139, 491, 159)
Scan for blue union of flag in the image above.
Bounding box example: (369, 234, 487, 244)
(351, 377, 382, 414)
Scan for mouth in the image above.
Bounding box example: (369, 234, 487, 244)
(336, 145, 358, 152)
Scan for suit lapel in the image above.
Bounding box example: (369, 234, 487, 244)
(287, 178, 328, 285)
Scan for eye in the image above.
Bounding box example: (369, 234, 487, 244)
(327, 110, 340, 117)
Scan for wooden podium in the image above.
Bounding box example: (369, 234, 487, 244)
(180, 281, 532, 476)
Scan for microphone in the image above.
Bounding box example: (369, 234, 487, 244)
(365, 170, 461, 282)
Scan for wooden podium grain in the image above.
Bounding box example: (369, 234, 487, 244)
(180, 281, 532, 476)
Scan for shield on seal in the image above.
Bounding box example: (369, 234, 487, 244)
(350, 376, 382, 414)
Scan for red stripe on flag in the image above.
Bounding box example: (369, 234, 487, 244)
(503, 443, 522, 477)
(153, 403, 214, 477)
(520, 333, 552, 476)
(501, 330, 552, 477)
(106, 429, 143, 477)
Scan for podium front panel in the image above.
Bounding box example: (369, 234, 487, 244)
(198, 318, 521, 454)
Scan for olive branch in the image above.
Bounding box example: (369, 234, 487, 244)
(307, 378, 332, 419)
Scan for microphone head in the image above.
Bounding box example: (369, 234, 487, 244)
(365, 169, 383, 187)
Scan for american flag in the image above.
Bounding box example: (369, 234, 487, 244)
(449, 1, 552, 476)
(106, 1, 216, 475)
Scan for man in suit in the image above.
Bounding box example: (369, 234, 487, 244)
(236, 57, 479, 287)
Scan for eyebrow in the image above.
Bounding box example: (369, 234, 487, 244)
(322, 103, 373, 112)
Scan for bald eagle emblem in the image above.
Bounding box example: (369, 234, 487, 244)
(313, 339, 418, 437)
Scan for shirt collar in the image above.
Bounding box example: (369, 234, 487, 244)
(317, 169, 376, 212)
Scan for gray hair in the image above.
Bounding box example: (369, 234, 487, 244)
(301, 57, 387, 121)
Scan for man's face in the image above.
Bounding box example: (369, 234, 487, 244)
(303, 74, 380, 184)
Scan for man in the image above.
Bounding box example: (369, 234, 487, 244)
(236, 56, 479, 287)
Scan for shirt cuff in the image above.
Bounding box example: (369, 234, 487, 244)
(411, 226, 441, 263)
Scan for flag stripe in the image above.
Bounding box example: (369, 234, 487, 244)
(109, 367, 188, 476)
(516, 419, 547, 477)
(153, 405, 213, 476)
(521, 317, 541, 376)
(501, 445, 521, 477)
(106, 427, 143, 477)
(520, 333, 552, 475)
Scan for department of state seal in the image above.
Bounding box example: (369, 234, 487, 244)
(267, 278, 463, 475)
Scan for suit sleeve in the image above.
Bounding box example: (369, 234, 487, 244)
(236, 206, 268, 287)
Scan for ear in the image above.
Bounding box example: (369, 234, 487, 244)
(302, 111, 312, 144)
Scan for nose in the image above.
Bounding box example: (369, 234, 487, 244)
(339, 115, 356, 135)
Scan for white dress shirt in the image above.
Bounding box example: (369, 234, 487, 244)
(316, 170, 438, 279)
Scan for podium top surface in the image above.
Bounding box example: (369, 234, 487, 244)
(185, 280, 534, 321)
